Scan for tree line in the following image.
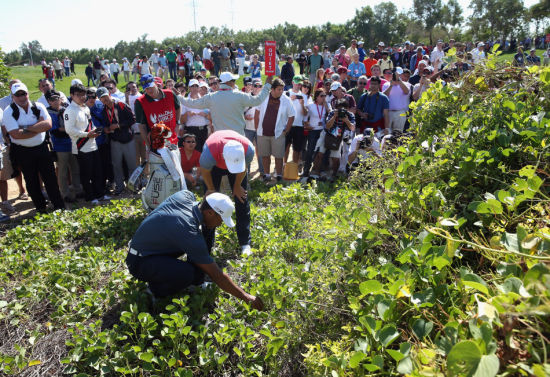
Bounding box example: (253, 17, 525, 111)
(3, 0, 550, 66)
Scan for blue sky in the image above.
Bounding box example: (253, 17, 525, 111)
(0, 0, 538, 52)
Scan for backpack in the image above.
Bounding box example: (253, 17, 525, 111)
(10, 102, 41, 121)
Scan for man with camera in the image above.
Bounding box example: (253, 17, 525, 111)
(347, 128, 382, 172)
(310, 98, 355, 180)
(357, 77, 389, 138)
(382, 68, 411, 133)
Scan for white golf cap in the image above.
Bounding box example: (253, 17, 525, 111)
(188, 79, 199, 87)
(205, 193, 235, 227)
(11, 82, 28, 94)
(396, 67, 403, 74)
(222, 140, 246, 174)
(330, 81, 342, 91)
(199, 81, 209, 88)
(379, 41, 385, 46)
(219, 72, 239, 83)
(71, 78, 83, 86)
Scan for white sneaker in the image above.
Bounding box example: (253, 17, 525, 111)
(101, 195, 112, 201)
(91, 199, 100, 205)
(241, 245, 252, 257)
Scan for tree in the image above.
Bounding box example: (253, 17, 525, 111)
(529, 0, 550, 34)
(372, 2, 408, 46)
(442, 0, 463, 29)
(0, 47, 12, 97)
(19, 40, 42, 64)
(469, 0, 526, 43)
(413, 0, 444, 44)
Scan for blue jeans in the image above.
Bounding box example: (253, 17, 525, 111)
(244, 129, 264, 174)
(168, 62, 177, 80)
(64, 67, 70, 76)
(303, 129, 322, 176)
(204, 166, 250, 247)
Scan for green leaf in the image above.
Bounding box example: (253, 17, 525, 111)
(28, 360, 41, 367)
(463, 280, 489, 295)
(397, 356, 413, 374)
(139, 352, 154, 363)
(473, 355, 499, 377)
(447, 341, 482, 376)
(348, 351, 365, 368)
(378, 325, 399, 347)
(269, 337, 284, 356)
(412, 318, 434, 339)
(502, 100, 516, 111)
(519, 165, 536, 178)
(359, 280, 383, 295)
(386, 349, 405, 362)
(440, 218, 459, 226)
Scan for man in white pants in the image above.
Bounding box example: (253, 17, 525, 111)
(382, 67, 411, 133)
(236, 44, 246, 76)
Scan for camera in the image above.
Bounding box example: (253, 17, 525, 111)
(392, 72, 397, 81)
(365, 113, 374, 120)
(337, 108, 347, 118)
(359, 136, 372, 149)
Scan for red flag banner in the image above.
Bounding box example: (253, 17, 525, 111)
(265, 41, 276, 76)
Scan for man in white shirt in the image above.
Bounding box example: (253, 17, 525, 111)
(382, 68, 411, 133)
(0, 108, 9, 221)
(64, 84, 109, 204)
(149, 48, 160, 76)
(430, 40, 445, 70)
(3, 83, 65, 212)
(63, 57, 71, 77)
(181, 79, 212, 152)
(347, 129, 382, 170)
(110, 59, 121, 83)
(37, 78, 68, 109)
(471, 42, 486, 64)
(285, 75, 308, 163)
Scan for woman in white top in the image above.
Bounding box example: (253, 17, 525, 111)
(303, 88, 331, 176)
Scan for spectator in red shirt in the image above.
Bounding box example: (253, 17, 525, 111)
(179, 133, 202, 188)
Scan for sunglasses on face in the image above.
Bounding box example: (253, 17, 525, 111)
(14, 91, 27, 97)
(184, 140, 196, 143)
(86, 96, 96, 100)
(358, 82, 367, 85)
(254, 84, 262, 88)
(319, 94, 326, 97)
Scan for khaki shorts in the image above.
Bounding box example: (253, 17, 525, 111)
(0, 147, 14, 180)
(257, 135, 286, 159)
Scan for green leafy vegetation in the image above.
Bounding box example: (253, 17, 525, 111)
(0, 57, 549, 376)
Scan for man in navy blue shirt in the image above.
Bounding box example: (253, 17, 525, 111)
(126, 190, 263, 310)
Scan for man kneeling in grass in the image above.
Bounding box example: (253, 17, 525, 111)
(125, 190, 263, 310)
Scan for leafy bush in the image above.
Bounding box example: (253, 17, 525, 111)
(0, 59, 548, 376)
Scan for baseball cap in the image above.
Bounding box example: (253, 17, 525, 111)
(239, 43, 244, 46)
(378, 41, 385, 47)
(205, 193, 235, 227)
(330, 73, 340, 81)
(337, 66, 348, 74)
(396, 67, 404, 75)
(11, 82, 28, 95)
(188, 79, 199, 87)
(330, 81, 342, 91)
(199, 81, 208, 88)
(292, 75, 303, 84)
(243, 77, 252, 85)
(45, 89, 61, 101)
(140, 74, 156, 89)
(219, 71, 239, 83)
(154, 77, 163, 87)
(71, 78, 83, 86)
(307, 48, 312, 53)
(358, 41, 364, 45)
(477, 42, 485, 47)
(96, 87, 110, 98)
(222, 140, 246, 174)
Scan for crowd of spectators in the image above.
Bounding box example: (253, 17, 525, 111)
(0, 37, 549, 222)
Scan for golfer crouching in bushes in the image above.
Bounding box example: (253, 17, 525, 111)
(125, 189, 263, 310)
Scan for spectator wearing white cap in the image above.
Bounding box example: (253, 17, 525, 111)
(122, 58, 131, 82)
(3, 82, 65, 212)
(180, 79, 212, 152)
(430, 40, 446, 70)
(236, 44, 246, 76)
(471, 42, 486, 64)
(526, 48, 541, 66)
(179, 72, 273, 136)
(110, 59, 121, 83)
(150, 48, 160, 76)
(199, 130, 256, 255)
(374, 42, 386, 60)
(126, 189, 263, 309)
(63, 57, 71, 77)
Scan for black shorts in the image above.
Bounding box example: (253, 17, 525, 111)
(285, 126, 306, 151)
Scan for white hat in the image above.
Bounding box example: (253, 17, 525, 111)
(330, 81, 342, 91)
(71, 78, 83, 86)
(154, 47, 158, 50)
(307, 48, 312, 53)
(222, 140, 245, 174)
(478, 42, 485, 47)
(11, 82, 28, 94)
(395, 67, 403, 74)
(199, 81, 208, 88)
(205, 193, 235, 227)
(188, 79, 199, 87)
(378, 41, 385, 47)
(219, 72, 239, 83)
(358, 41, 364, 45)
(239, 43, 244, 47)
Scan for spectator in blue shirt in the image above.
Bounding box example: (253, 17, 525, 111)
(347, 54, 366, 88)
(357, 76, 390, 137)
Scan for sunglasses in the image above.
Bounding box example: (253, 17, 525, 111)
(254, 84, 262, 88)
(184, 140, 196, 143)
(358, 82, 367, 85)
(14, 91, 27, 97)
(319, 94, 326, 97)
(106, 86, 115, 90)
(86, 95, 97, 100)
